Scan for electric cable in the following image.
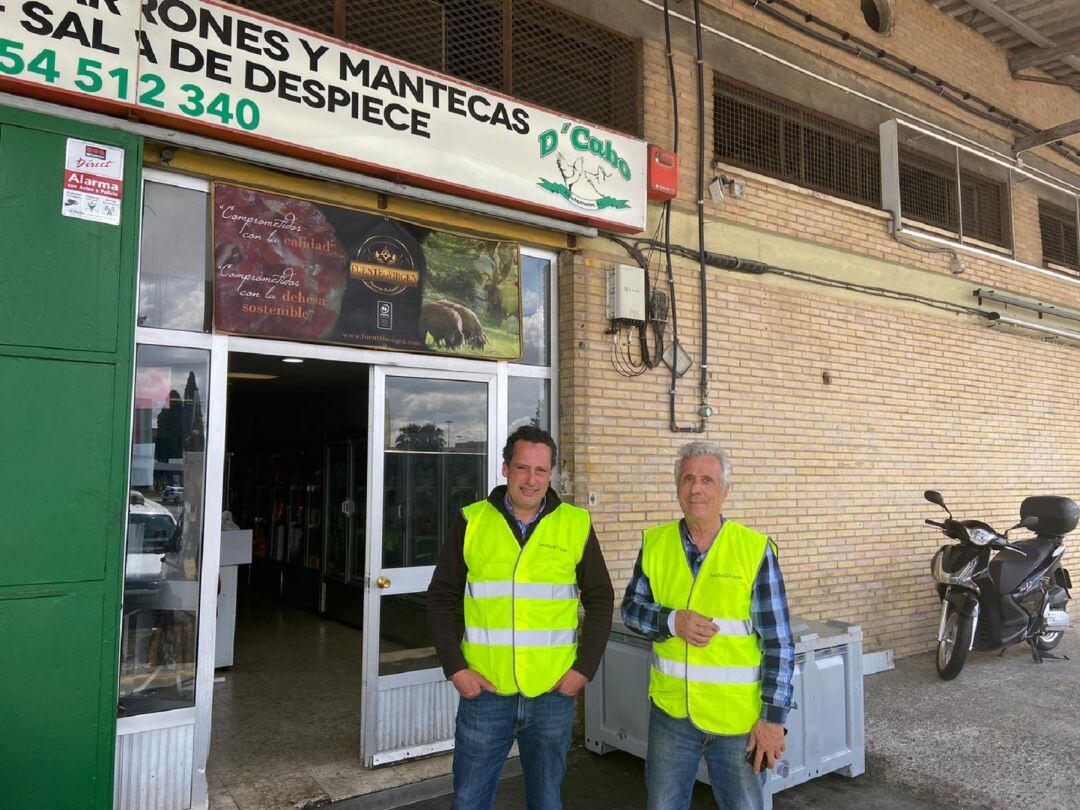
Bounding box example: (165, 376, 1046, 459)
(662, 0, 684, 429)
(688, 0, 709, 433)
(633, 0, 1080, 195)
(743, 0, 1080, 166)
(605, 213, 667, 377)
(631, 236, 997, 319)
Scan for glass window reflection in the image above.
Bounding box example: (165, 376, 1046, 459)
(508, 377, 551, 434)
(119, 345, 209, 716)
(382, 377, 486, 568)
(519, 255, 551, 366)
(384, 377, 487, 452)
(138, 181, 209, 332)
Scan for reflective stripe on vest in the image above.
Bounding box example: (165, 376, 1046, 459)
(461, 498, 591, 697)
(466, 581, 580, 600)
(464, 628, 578, 646)
(651, 652, 761, 684)
(711, 618, 754, 636)
(642, 519, 771, 735)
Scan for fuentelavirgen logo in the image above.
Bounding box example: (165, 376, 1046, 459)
(537, 124, 631, 212)
(708, 571, 742, 581)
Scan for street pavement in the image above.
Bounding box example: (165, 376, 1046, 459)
(347, 631, 1080, 809)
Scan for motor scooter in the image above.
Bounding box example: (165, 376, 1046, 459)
(924, 490, 1075, 680)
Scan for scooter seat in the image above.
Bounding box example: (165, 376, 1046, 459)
(989, 537, 1058, 595)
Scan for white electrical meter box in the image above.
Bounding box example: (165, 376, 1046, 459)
(606, 264, 646, 322)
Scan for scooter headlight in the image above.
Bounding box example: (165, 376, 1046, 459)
(965, 526, 997, 547)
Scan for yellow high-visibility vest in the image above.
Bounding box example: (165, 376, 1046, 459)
(460, 499, 591, 697)
(643, 519, 771, 735)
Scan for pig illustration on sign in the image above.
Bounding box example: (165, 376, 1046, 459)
(437, 300, 487, 349)
(421, 302, 464, 349)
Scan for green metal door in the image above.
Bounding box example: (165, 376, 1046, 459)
(0, 105, 141, 809)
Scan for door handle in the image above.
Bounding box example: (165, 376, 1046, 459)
(376, 575, 392, 590)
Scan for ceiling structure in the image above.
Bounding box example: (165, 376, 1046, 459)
(926, 1, 1079, 154)
(927, 0, 1080, 89)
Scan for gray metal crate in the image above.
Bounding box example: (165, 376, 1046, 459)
(584, 616, 865, 806)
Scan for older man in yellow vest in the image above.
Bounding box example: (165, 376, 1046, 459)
(622, 441, 794, 810)
(428, 425, 614, 810)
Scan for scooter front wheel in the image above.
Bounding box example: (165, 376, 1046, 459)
(936, 607, 973, 680)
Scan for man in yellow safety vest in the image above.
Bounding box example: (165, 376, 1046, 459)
(622, 441, 794, 810)
(427, 425, 614, 810)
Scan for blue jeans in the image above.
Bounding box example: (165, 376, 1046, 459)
(451, 690, 576, 810)
(645, 703, 766, 810)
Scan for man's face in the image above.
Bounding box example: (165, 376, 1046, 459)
(502, 441, 553, 515)
(676, 454, 730, 523)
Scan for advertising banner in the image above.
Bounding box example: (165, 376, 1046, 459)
(0, 0, 647, 232)
(213, 183, 522, 358)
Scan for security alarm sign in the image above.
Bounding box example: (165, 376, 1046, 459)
(62, 139, 125, 226)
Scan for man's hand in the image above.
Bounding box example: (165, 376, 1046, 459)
(746, 719, 786, 774)
(450, 668, 496, 699)
(551, 668, 588, 697)
(673, 610, 718, 647)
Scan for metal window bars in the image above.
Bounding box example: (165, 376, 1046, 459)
(229, 0, 642, 136)
(713, 76, 881, 208)
(713, 77, 1013, 250)
(1039, 199, 1080, 272)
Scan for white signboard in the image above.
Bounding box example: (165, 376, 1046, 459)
(0, 0, 647, 232)
(62, 137, 124, 224)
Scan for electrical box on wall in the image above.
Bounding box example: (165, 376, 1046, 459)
(607, 264, 646, 322)
(647, 145, 679, 201)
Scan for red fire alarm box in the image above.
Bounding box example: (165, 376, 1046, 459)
(647, 145, 679, 201)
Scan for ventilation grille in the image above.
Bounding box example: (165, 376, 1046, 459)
(714, 76, 1011, 248)
(229, 0, 641, 135)
(1039, 200, 1080, 271)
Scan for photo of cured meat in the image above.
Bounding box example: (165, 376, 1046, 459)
(213, 184, 348, 341)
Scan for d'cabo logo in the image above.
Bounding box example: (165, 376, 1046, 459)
(537, 124, 631, 212)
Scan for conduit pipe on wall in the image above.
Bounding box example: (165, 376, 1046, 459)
(991, 314, 1080, 343)
(893, 224, 1080, 289)
(691, 0, 710, 432)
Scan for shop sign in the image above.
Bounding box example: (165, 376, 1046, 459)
(62, 137, 124, 225)
(0, 0, 647, 233)
(213, 183, 522, 359)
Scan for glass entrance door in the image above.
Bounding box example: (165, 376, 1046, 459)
(361, 366, 496, 766)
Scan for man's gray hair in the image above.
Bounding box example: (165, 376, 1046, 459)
(674, 441, 732, 485)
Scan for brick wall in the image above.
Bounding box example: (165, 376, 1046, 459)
(558, 0, 1080, 657)
(561, 241, 1080, 657)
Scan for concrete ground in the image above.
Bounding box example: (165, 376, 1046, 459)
(342, 631, 1079, 809)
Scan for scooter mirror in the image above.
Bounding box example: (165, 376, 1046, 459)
(924, 490, 946, 508)
(1004, 515, 1038, 537)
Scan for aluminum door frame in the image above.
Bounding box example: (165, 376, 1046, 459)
(361, 365, 498, 766)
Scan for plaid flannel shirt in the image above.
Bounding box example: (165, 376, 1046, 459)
(620, 519, 795, 724)
(504, 493, 547, 539)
